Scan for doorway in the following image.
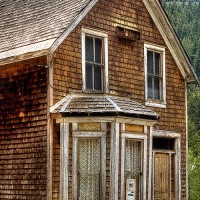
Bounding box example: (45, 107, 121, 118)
(152, 138, 176, 200)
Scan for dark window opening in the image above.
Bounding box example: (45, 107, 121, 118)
(147, 50, 162, 100)
(153, 137, 175, 150)
(85, 35, 104, 91)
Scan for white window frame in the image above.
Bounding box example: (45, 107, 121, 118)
(72, 122, 106, 200)
(144, 43, 166, 108)
(82, 28, 109, 93)
(120, 124, 147, 200)
(148, 130, 181, 200)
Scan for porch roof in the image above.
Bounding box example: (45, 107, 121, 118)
(50, 93, 159, 120)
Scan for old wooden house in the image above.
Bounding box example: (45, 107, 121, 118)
(0, 0, 198, 199)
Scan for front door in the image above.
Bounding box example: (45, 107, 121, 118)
(154, 153, 169, 200)
(153, 138, 176, 200)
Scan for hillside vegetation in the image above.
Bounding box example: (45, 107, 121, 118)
(162, 1, 200, 199)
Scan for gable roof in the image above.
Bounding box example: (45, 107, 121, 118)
(0, 0, 198, 82)
(0, 0, 97, 62)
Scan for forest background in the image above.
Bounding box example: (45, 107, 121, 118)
(162, 1, 200, 199)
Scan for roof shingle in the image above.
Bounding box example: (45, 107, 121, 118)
(0, 0, 91, 53)
(50, 93, 159, 120)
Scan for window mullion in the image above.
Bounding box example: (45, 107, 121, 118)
(93, 37, 96, 63)
(92, 64, 94, 90)
(93, 37, 95, 90)
(152, 76, 154, 100)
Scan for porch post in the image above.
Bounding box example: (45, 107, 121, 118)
(110, 122, 120, 200)
(60, 121, 69, 200)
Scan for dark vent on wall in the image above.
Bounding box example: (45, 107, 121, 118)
(117, 26, 140, 41)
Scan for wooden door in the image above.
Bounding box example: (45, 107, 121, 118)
(154, 153, 169, 200)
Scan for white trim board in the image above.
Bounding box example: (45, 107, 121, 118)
(120, 132, 147, 200)
(71, 122, 106, 200)
(81, 28, 109, 93)
(148, 130, 181, 200)
(0, 39, 54, 66)
(144, 43, 166, 109)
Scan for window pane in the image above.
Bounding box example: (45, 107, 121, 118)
(86, 63, 93, 89)
(155, 53, 160, 75)
(147, 51, 153, 74)
(86, 36, 94, 62)
(94, 65, 102, 91)
(95, 38, 102, 64)
(154, 76, 160, 99)
(148, 75, 153, 99)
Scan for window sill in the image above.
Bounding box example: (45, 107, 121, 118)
(145, 101, 166, 109)
(83, 89, 104, 94)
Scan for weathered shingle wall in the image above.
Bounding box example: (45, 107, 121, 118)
(52, 0, 187, 199)
(0, 57, 48, 199)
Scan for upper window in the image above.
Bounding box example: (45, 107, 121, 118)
(144, 44, 166, 108)
(82, 28, 108, 93)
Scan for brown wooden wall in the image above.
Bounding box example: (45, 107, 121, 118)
(51, 0, 187, 199)
(0, 57, 48, 199)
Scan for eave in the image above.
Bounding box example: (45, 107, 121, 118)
(142, 0, 198, 83)
(0, 39, 55, 66)
(0, 0, 198, 84)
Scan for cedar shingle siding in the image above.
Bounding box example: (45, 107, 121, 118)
(0, 0, 194, 199)
(52, 0, 187, 199)
(0, 57, 47, 199)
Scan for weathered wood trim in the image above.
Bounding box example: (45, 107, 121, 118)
(47, 118, 53, 200)
(50, 94, 71, 113)
(47, 53, 54, 200)
(72, 122, 106, 200)
(185, 82, 188, 200)
(0, 50, 48, 66)
(152, 152, 155, 200)
(101, 123, 107, 200)
(81, 30, 86, 91)
(142, 0, 197, 82)
(49, 0, 99, 54)
(120, 128, 147, 200)
(110, 122, 119, 200)
(144, 43, 166, 108)
(72, 125, 78, 200)
(120, 135, 125, 200)
(56, 117, 157, 125)
(0, 39, 54, 66)
(107, 97, 122, 111)
(81, 28, 109, 93)
(73, 132, 106, 137)
(148, 130, 181, 200)
(148, 126, 153, 200)
(60, 122, 69, 200)
(153, 130, 180, 138)
(176, 136, 181, 200)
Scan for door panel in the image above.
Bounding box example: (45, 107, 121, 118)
(124, 140, 142, 199)
(154, 153, 169, 200)
(78, 138, 101, 200)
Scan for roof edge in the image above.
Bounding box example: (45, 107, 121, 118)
(142, 0, 198, 83)
(49, 0, 98, 54)
(0, 39, 55, 66)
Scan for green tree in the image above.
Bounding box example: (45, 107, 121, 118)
(162, 1, 200, 199)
